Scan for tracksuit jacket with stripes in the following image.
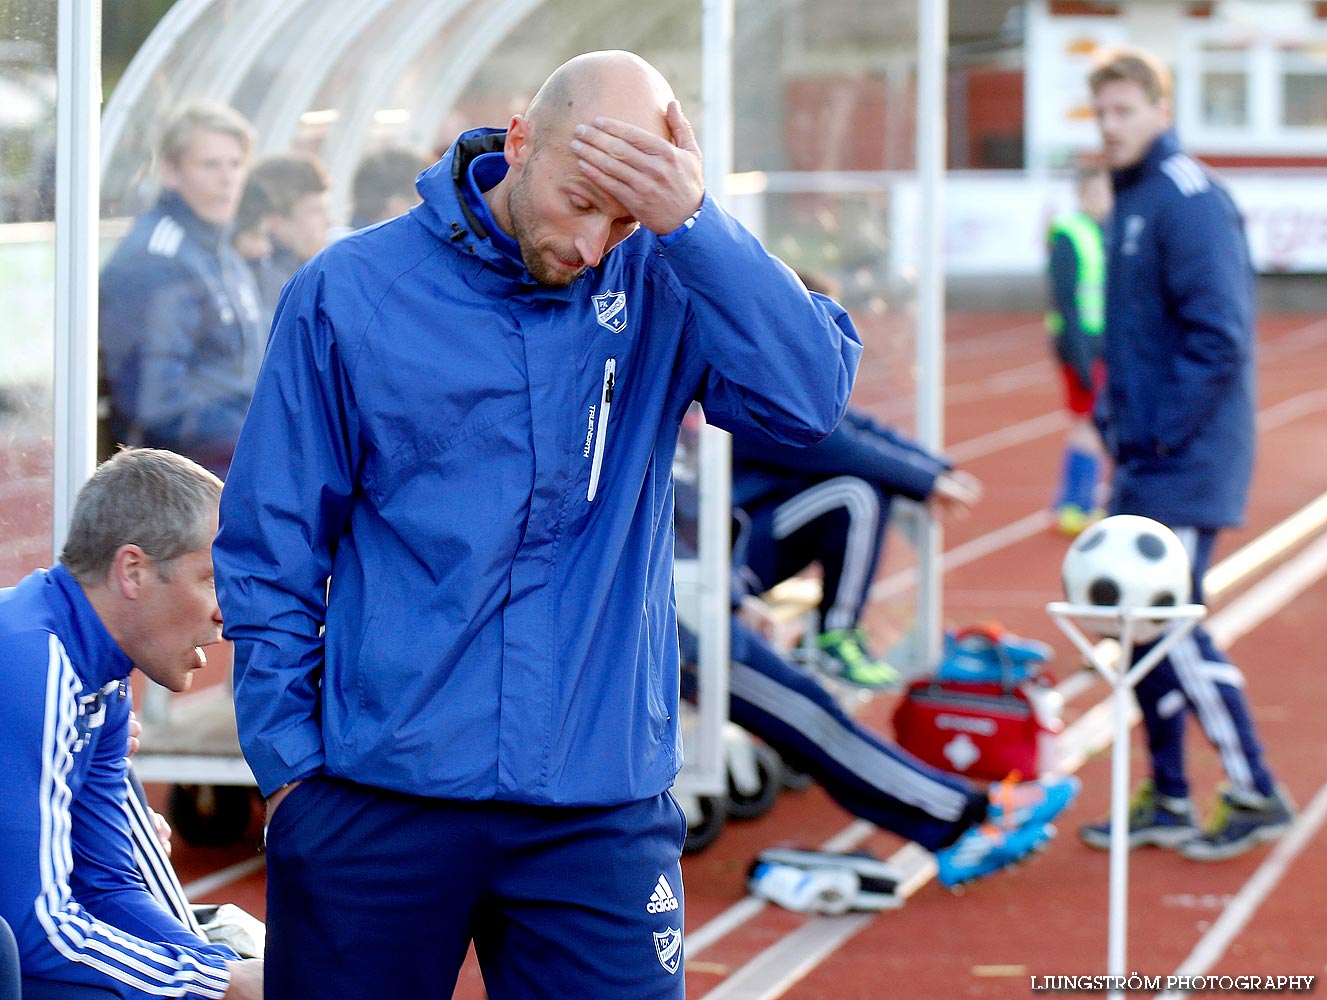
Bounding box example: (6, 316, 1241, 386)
(732, 408, 949, 512)
(0, 565, 239, 997)
(100, 190, 266, 478)
(1101, 129, 1256, 528)
(213, 128, 862, 805)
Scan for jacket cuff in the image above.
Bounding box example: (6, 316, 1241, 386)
(658, 203, 703, 247)
(245, 725, 325, 798)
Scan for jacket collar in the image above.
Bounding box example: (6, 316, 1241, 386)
(412, 128, 583, 298)
(414, 128, 525, 279)
(156, 189, 231, 251)
(46, 564, 134, 690)
(1113, 128, 1182, 191)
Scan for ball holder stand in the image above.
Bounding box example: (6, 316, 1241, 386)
(1044, 602, 1207, 1000)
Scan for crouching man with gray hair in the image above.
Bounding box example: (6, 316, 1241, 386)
(0, 448, 262, 999)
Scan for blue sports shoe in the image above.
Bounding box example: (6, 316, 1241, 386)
(1179, 785, 1295, 861)
(1079, 779, 1197, 851)
(814, 628, 900, 690)
(986, 773, 1081, 830)
(936, 820, 1056, 889)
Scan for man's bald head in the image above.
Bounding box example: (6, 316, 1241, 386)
(485, 49, 697, 287)
(525, 50, 675, 151)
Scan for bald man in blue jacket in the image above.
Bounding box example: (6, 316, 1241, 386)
(215, 51, 860, 999)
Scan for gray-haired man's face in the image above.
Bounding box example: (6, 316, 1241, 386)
(128, 513, 223, 693)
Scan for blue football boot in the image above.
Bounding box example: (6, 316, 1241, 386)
(936, 820, 1057, 889)
(986, 773, 1081, 830)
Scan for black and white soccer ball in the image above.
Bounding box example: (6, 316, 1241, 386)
(1061, 514, 1192, 641)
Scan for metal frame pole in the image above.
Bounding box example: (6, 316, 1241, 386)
(689, 0, 736, 796)
(53, 0, 103, 554)
(1047, 603, 1206, 999)
(914, 0, 949, 667)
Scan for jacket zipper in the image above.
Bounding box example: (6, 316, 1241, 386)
(587, 357, 616, 501)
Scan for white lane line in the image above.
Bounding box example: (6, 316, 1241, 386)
(879, 381, 1327, 493)
(1259, 318, 1327, 361)
(1210, 531, 1327, 649)
(701, 913, 875, 1000)
(870, 396, 1327, 610)
(945, 320, 1048, 362)
(1256, 387, 1327, 432)
(1155, 780, 1327, 1000)
(698, 522, 1327, 999)
(1205, 491, 1327, 602)
(876, 361, 1054, 422)
(688, 898, 770, 958)
(875, 319, 1326, 431)
(947, 411, 1069, 466)
(869, 508, 1054, 602)
(181, 855, 266, 900)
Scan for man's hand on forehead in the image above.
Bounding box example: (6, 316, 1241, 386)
(569, 100, 704, 235)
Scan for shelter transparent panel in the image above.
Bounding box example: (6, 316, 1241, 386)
(1197, 42, 1249, 129)
(96, 0, 930, 661)
(0, 1, 55, 584)
(730, 0, 926, 664)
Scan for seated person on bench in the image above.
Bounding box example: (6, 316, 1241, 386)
(672, 476, 1076, 888)
(0, 448, 262, 999)
(677, 606, 1077, 888)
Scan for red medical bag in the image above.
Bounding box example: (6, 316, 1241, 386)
(892, 624, 1063, 781)
(892, 677, 1062, 781)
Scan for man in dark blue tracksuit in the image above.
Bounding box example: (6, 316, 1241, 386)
(1078, 48, 1291, 860)
(675, 609, 1076, 889)
(671, 483, 1076, 888)
(213, 52, 860, 999)
(100, 103, 265, 479)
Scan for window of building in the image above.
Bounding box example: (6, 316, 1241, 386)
(1281, 43, 1327, 127)
(1180, 27, 1327, 154)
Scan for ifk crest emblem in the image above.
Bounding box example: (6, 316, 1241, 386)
(653, 926, 682, 974)
(592, 289, 628, 333)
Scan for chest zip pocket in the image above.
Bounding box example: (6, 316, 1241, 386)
(587, 357, 616, 502)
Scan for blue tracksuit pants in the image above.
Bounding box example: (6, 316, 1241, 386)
(1133, 526, 1276, 800)
(263, 777, 687, 999)
(739, 477, 891, 633)
(681, 618, 987, 852)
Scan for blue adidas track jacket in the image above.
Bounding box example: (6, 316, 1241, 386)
(100, 190, 267, 478)
(214, 128, 862, 804)
(1101, 129, 1256, 528)
(0, 566, 237, 997)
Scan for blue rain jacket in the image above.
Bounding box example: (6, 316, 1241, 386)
(214, 128, 861, 804)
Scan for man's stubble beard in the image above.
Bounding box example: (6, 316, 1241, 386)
(507, 164, 582, 288)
